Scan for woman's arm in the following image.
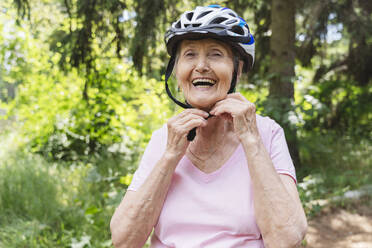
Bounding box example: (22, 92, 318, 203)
(110, 109, 209, 248)
(210, 93, 307, 248)
(110, 153, 180, 248)
(240, 135, 307, 248)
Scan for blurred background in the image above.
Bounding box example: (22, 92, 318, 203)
(0, 0, 371, 247)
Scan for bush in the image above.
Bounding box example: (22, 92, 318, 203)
(0, 152, 61, 223)
(297, 132, 372, 217)
(0, 147, 123, 247)
(298, 132, 371, 189)
(0, 219, 72, 248)
(10, 60, 172, 162)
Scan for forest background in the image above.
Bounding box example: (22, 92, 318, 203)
(0, 0, 371, 247)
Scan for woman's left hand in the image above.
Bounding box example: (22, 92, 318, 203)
(209, 93, 259, 142)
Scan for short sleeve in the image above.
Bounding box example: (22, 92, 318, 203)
(128, 125, 167, 191)
(270, 121, 297, 183)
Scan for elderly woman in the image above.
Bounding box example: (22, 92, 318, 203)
(111, 5, 307, 248)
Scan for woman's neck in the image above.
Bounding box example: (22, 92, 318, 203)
(188, 116, 236, 158)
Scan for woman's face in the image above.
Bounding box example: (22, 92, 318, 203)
(175, 38, 237, 111)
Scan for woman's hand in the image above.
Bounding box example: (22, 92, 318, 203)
(166, 109, 209, 158)
(210, 93, 259, 142)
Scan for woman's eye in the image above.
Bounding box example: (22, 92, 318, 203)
(185, 52, 195, 57)
(210, 52, 222, 57)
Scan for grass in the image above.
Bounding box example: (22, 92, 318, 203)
(0, 131, 131, 247)
(0, 151, 71, 247)
(0, 153, 60, 222)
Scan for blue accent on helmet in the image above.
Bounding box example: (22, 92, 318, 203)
(239, 17, 247, 27)
(222, 7, 229, 10)
(243, 35, 255, 45)
(208, 4, 221, 8)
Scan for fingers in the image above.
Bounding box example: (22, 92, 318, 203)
(167, 109, 208, 137)
(210, 103, 236, 117)
(166, 109, 209, 157)
(210, 93, 255, 117)
(210, 98, 241, 117)
(182, 117, 208, 131)
(178, 108, 209, 119)
(212, 93, 250, 108)
(226, 92, 249, 101)
(178, 113, 207, 126)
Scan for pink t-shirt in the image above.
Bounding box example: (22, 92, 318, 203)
(128, 115, 296, 248)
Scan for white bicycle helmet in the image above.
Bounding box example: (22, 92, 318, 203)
(165, 4, 255, 71)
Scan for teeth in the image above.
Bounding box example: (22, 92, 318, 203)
(192, 78, 216, 85)
(192, 78, 216, 84)
(195, 85, 211, 88)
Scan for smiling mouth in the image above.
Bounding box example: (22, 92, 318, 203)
(192, 78, 217, 88)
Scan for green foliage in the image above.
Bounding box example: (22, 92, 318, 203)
(299, 79, 371, 136)
(297, 132, 372, 217)
(3, 12, 168, 159)
(0, 219, 71, 248)
(0, 13, 28, 102)
(8, 46, 172, 161)
(299, 133, 372, 187)
(0, 149, 73, 247)
(0, 6, 173, 244)
(2, 0, 173, 162)
(0, 153, 60, 222)
(0, 141, 131, 247)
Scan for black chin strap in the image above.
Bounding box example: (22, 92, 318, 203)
(165, 55, 192, 109)
(228, 57, 239, 94)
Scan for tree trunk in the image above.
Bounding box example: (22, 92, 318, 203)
(269, 0, 301, 168)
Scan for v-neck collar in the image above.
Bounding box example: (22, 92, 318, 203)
(183, 144, 242, 183)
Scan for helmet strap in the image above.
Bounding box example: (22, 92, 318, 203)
(165, 55, 192, 109)
(228, 57, 240, 94)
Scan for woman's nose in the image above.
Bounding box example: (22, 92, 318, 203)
(195, 56, 210, 72)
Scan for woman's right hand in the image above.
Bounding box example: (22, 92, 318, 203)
(166, 109, 209, 159)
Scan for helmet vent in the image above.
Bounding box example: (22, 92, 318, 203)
(210, 17, 228, 24)
(225, 19, 236, 25)
(186, 12, 194, 21)
(228, 13, 237, 17)
(196, 11, 213, 20)
(231, 26, 244, 35)
(175, 21, 181, 28)
(192, 23, 202, 27)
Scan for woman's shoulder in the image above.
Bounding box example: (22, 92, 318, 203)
(255, 114, 282, 133)
(152, 123, 168, 139)
(141, 124, 168, 161)
(255, 114, 285, 152)
(147, 124, 168, 149)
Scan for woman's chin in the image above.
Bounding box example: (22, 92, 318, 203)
(187, 96, 221, 112)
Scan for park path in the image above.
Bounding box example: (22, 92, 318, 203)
(303, 202, 372, 248)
